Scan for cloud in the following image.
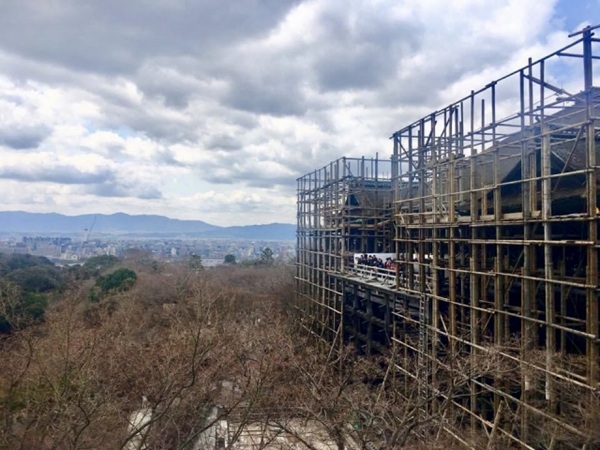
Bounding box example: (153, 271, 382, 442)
(85, 182, 162, 200)
(0, 124, 51, 149)
(206, 134, 243, 152)
(0, 153, 115, 184)
(0, 0, 591, 225)
(169, 188, 297, 226)
(223, 79, 308, 116)
(309, 4, 421, 92)
(0, 0, 299, 76)
(0, 151, 165, 201)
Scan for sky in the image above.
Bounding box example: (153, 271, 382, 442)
(0, 0, 598, 226)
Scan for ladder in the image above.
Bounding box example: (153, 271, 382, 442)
(417, 293, 429, 404)
(417, 274, 433, 410)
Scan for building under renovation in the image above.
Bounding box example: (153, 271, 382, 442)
(296, 27, 600, 448)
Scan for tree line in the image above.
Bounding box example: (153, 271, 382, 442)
(0, 253, 138, 333)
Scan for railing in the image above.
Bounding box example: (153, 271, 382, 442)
(345, 263, 396, 286)
(345, 263, 436, 294)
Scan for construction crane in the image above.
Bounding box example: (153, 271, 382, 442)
(83, 216, 97, 244)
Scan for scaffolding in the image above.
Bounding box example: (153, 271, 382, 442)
(296, 157, 393, 351)
(296, 26, 600, 447)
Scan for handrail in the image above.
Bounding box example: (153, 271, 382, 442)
(346, 263, 396, 285)
(345, 263, 435, 292)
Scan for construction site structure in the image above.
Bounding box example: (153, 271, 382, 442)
(296, 26, 600, 448)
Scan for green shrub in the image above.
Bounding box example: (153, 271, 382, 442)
(89, 268, 137, 301)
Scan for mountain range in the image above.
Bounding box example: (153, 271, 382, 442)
(0, 211, 296, 241)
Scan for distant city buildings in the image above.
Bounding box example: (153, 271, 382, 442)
(0, 234, 295, 265)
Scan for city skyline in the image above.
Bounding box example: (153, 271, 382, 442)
(0, 0, 598, 226)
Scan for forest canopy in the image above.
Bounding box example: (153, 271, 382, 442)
(0, 253, 63, 332)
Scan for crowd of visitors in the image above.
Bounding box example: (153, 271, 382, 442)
(355, 254, 396, 270)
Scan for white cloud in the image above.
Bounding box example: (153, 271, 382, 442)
(0, 0, 595, 225)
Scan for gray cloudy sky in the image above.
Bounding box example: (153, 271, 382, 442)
(0, 0, 598, 226)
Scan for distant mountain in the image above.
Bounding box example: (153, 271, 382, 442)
(0, 211, 218, 234)
(0, 211, 296, 240)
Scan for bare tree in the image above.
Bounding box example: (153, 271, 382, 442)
(3, 262, 556, 450)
